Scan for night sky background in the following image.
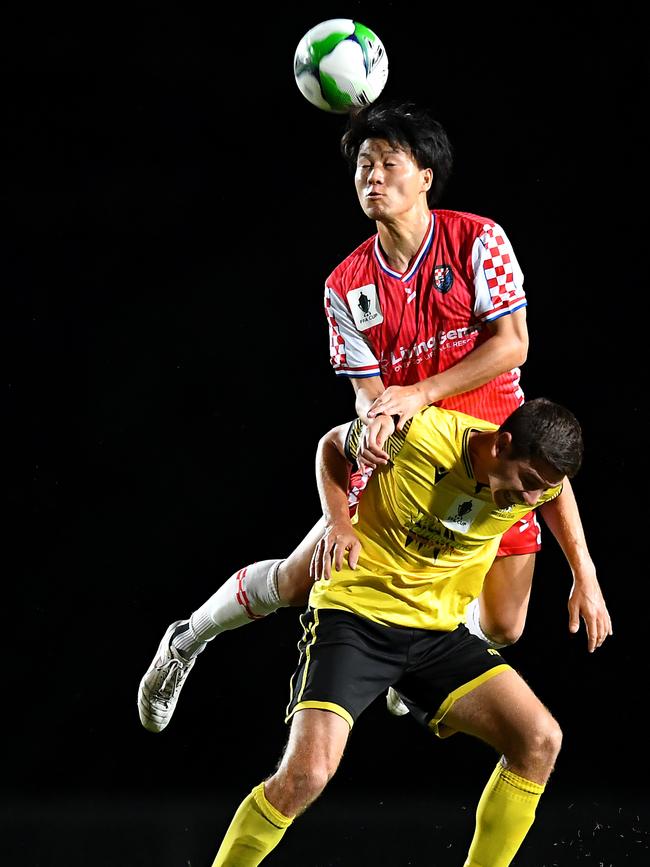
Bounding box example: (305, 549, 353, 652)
(7, 3, 648, 865)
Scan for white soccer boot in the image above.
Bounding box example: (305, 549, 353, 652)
(386, 686, 410, 717)
(138, 620, 196, 733)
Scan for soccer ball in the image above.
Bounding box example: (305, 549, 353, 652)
(293, 19, 388, 113)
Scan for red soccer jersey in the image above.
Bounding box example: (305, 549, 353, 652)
(325, 210, 526, 425)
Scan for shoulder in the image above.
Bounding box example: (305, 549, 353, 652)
(434, 210, 511, 244)
(326, 234, 376, 289)
(408, 406, 495, 462)
(414, 405, 495, 436)
(434, 209, 496, 230)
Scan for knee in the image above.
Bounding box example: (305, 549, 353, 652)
(277, 561, 313, 607)
(292, 764, 332, 801)
(526, 715, 563, 768)
(487, 622, 524, 647)
(268, 761, 333, 816)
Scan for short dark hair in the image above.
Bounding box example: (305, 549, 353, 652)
(499, 398, 584, 478)
(340, 100, 454, 206)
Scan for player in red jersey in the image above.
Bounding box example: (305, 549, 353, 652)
(138, 101, 611, 735)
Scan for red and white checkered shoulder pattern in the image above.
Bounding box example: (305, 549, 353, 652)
(324, 289, 347, 369)
(479, 223, 526, 320)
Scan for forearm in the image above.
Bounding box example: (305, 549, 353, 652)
(315, 427, 355, 527)
(418, 333, 527, 406)
(352, 377, 385, 423)
(538, 481, 594, 575)
(539, 480, 611, 651)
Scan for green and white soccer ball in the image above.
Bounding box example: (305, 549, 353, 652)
(293, 19, 388, 113)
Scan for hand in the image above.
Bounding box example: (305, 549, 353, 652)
(309, 521, 362, 582)
(366, 384, 428, 431)
(567, 564, 613, 652)
(357, 415, 396, 471)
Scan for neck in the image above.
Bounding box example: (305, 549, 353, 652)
(376, 208, 431, 273)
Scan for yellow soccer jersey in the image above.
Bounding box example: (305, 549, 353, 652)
(310, 406, 562, 631)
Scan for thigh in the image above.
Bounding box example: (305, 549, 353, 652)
(278, 708, 351, 775)
(277, 518, 326, 605)
(396, 626, 508, 732)
(266, 708, 352, 816)
(442, 666, 553, 755)
(285, 609, 405, 727)
(480, 552, 536, 635)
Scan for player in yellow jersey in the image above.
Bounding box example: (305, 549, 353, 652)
(210, 398, 599, 867)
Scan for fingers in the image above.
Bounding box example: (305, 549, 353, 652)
(395, 412, 407, 432)
(567, 597, 580, 634)
(333, 540, 346, 572)
(333, 536, 361, 572)
(346, 538, 361, 570)
(357, 449, 385, 470)
(309, 539, 328, 582)
(367, 389, 398, 419)
(359, 422, 391, 467)
(311, 531, 361, 582)
(585, 619, 597, 654)
(569, 586, 613, 652)
(366, 386, 421, 427)
(366, 397, 389, 418)
(578, 609, 613, 653)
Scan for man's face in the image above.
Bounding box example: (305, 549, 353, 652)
(488, 450, 565, 511)
(354, 138, 431, 220)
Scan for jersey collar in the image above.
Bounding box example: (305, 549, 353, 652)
(373, 211, 435, 283)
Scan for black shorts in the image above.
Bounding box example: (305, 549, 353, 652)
(285, 607, 510, 736)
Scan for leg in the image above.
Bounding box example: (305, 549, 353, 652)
(213, 608, 395, 864)
(276, 518, 326, 605)
(467, 512, 541, 647)
(387, 553, 535, 717)
(443, 667, 561, 782)
(180, 517, 326, 650)
(443, 668, 562, 867)
(388, 552, 535, 717)
(177, 517, 326, 651)
(138, 519, 325, 732)
(474, 552, 536, 646)
(391, 520, 540, 719)
(212, 709, 350, 866)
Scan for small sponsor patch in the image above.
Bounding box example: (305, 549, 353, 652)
(440, 495, 483, 532)
(348, 284, 384, 331)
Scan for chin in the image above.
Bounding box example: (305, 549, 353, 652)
(364, 199, 389, 215)
(362, 206, 384, 220)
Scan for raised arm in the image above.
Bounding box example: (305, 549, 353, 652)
(538, 480, 613, 651)
(367, 308, 529, 429)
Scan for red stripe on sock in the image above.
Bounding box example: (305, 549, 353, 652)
(236, 566, 265, 620)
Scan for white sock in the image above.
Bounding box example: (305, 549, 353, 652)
(464, 598, 507, 649)
(173, 559, 286, 658)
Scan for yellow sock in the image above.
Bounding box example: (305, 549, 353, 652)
(464, 762, 545, 867)
(211, 782, 293, 867)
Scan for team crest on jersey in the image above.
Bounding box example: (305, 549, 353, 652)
(348, 284, 384, 331)
(440, 495, 483, 532)
(433, 264, 453, 294)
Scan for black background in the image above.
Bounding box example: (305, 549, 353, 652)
(8, 3, 648, 865)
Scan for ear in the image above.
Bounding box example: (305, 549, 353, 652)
(493, 431, 512, 458)
(421, 167, 433, 192)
